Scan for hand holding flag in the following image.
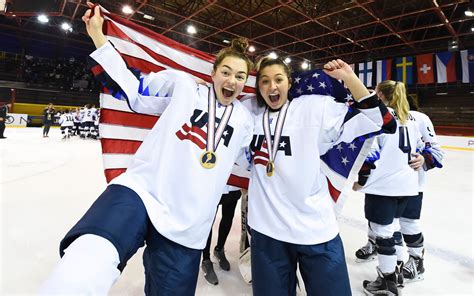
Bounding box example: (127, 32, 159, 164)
(83, 2, 107, 48)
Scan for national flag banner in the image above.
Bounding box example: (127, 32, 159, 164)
(416, 53, 434, 84)
(460, 49, 474, 83)
(95, 8, 254, 182)
(287, 69, 378, 207)
(358, 61, 373, 87)
(395, 57, 414, 85)
(93, 7, 391, 208)
(376, 59, 392, 84)
(435, 51, 456, 83)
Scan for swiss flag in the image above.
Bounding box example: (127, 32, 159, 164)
(416, 53, 434, 84)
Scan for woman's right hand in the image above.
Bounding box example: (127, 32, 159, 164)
(82, 2, 107, 48)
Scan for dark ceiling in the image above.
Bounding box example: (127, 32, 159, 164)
(1, 0, 473, 68)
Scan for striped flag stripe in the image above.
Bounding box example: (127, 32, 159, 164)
(101, 108, 159, 129)
(102, 153, 134, 169)
(99, 123, 151, 141)
(101, 138, 143, 154)
(100, 93, 140, 113)
(104, 168, 127, 182)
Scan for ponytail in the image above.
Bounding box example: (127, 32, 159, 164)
(377, 80, 410, 124)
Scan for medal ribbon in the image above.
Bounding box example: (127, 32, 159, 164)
(207, 86, 233, 152)
(263, 100, 290, 165)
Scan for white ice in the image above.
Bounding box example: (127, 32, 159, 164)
(1, 128, 473, 295)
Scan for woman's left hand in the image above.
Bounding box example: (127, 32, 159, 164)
(409, 153, 425, 171)
(322, 59, 354, 81)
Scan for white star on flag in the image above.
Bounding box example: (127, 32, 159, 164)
(294, 77, 301, 84)
(319, 81, 327, 89)
(336, 144, 343, 151)
(312, 72, 320, 78)
(296, 88, 303, 94)
(279, 141, 286, 148)
(341, 156, 349, 165)
(348, 143, 357, 150)
(307, 84, 314, 92)
(223, 130, 228, 137)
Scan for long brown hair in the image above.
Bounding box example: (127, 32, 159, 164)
(213, 37, 253, 75)
(377, 80, 409, 124)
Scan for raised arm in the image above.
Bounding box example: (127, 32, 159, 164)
(82, 4, 107, 49)
(323, 59, 369, 101)
(83, 3, 186, 114)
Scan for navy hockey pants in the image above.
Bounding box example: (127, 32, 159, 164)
(251, 230, 351, 296)
(60, 184, 201, 295)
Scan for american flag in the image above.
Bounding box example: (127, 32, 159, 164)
(92, 8, 256, 182)
(288, 70, 392, 209)
(92, 8, 394, 208)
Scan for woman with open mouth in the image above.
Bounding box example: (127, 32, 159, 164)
(41, 3, 256, 295)
(241, 56, 397, 295)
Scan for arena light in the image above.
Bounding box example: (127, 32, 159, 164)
(465, 9, 473, 17)
(248, 45, 255, 53)
(37, 14, 49, 23)
(268, 52, 278, 59)
(284, 57, 291, 64)
(222, 39, 230, 44)
(61, 22, 71, 31)
(143, 14, 155, 21)
(122, 5, 133, 14)
(301, 61, 309, 70)
(187, 25, 197, 34)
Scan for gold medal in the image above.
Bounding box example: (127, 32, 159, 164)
(199, 86, 232, 170)
(263, 101, 289, 178)
(200, 151, 217, 169)
(266, 161, 275, 177)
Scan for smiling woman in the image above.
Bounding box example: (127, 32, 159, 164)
(241, 56, 397, 296)
(211, 38, 252, 106)
(39, 3, 257, 295)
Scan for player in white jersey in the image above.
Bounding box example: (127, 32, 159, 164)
(58, 109, 74, 139)
(355, 94, 444, 287)
(81, 104, 95, 138)
(91, 105, 99, 139)
(78, 106, 86, 138)
(397, 107, 443, 284)
(353, 81, 426, 296)
(240, 57, 396, 296)
(71, 107, 81, 136)
(40, 4, 254, 295)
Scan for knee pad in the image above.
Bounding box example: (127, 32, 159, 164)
(403, 233, 424, 248)
(393, 231, 403, 246)
(376, 237, 396, 256)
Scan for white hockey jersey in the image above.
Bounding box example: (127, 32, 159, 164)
(91, 42, 254, 249)
(72, 111, 81, 123)
(82, 107, 95, 123)
(411, 110, 444, 191)
(244, 93, 391, 245)
(58, 113, 74, 127)
(360, 108, 423, 197)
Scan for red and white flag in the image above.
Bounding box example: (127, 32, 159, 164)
(95, 9, 256, 183)
(416, 53, 434, 84)
(435, 51, 456, 83)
